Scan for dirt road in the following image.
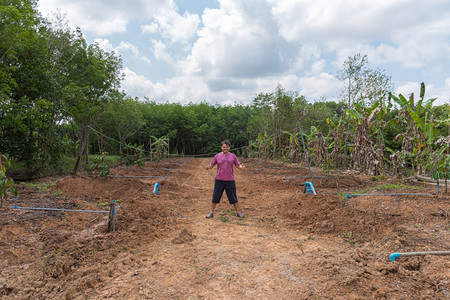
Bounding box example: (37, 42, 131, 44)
(0, 157, 448, 299)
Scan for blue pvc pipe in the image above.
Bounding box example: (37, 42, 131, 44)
(390, 253, 401, 261)
(112, 199, 116, 231)
(153, 182, 160, 195)
(304, 181, 317, 195)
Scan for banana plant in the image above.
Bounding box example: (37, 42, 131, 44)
(0, 154, 17, 207)
(390, 82, 438, 149)
(390, 83, 449, 176)
(150, 135, 169, 160)
(255, 132, 274, 159)
(281, 129, 300, 163)
(326, 116, 346, 168)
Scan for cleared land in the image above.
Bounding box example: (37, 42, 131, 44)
(0, 157, 449, 299)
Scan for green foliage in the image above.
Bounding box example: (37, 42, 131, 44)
(150, 136, 169, 160)
(376, 183, 422, 191)
(90, 152, 110, 177)
(0, 7, 446, 183)
(431, 145, 450, 180)
(124, 143, 145, 166)
(20, 180, 56, 191)
(219, 216, 229, 223)
(0, 154, 17, 207)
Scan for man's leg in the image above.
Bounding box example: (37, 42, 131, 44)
(210, 202, 217, 214)
(232, 202, 241, 213)
(224, 181, 244, 218)
(207, 180, 224, 218)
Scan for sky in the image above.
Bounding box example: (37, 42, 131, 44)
(37, 0, 450, 106)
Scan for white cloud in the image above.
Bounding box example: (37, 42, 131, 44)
(94, 39, 151, 65)
(153, 40, 173, 64)
(183, 0, 286, 83)
(141, 23, 159, 34)
(396, 80, 450, 106)
(122, 68, 166, 100)
(38, 0, 176, 35)
(38, 0, 450, 105)
(122, 68, 212, 104)
(117, 41, 139, 57)
(154, 11, 200, 43)
(93, 38, 116, 53)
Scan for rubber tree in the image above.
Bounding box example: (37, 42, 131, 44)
(0, 0, 65, 173)
(61, 37, 123, 174)
(96, 93, 145, 155)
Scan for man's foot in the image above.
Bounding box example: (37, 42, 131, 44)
(206, 212, 214, 218)
(236, 212, 244, 218)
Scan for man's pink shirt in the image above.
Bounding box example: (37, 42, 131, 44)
(210, 152, 240, 181)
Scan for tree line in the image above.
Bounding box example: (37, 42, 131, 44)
(1, 0, 449, 183)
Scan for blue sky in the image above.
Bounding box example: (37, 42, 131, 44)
(37, 0, 450, 106)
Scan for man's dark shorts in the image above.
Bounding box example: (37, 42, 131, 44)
(212, 179, 238, 204)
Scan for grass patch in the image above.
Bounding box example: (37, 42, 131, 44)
(376, 183, 422, 191)
(51, 190, 63, 197)
(219, 216, 229, 223)
(236, 222, 247, 226)
(21, 181, 56, 191)
(339, 231, 367, 246)
(339, 231, 357, 246)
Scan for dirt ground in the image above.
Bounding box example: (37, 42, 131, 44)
(0, 157, 449, 299)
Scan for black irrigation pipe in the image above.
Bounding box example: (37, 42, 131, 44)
(254, 167, 284, 171)
(143, 167, 180, 172)
(107, 174, 167, 184)
(345, 193, 434, 209)
(286, 175, 329, 182)
(4, 197, 116, 231)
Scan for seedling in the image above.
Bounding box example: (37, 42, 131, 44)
(51, 190, 63, 197)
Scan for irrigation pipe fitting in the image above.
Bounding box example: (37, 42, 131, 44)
(303, 181, 317, 195)
(389, 251, 450, 262)
(153, 182, 160, 195)
(345, 193, 433, 209)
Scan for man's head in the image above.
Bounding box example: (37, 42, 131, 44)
(220, 140, 231, 154)
(220, 140, 231, 147)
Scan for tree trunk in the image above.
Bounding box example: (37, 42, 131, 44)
(85, 141, 89, 164)
(73, 127, 92, 174)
